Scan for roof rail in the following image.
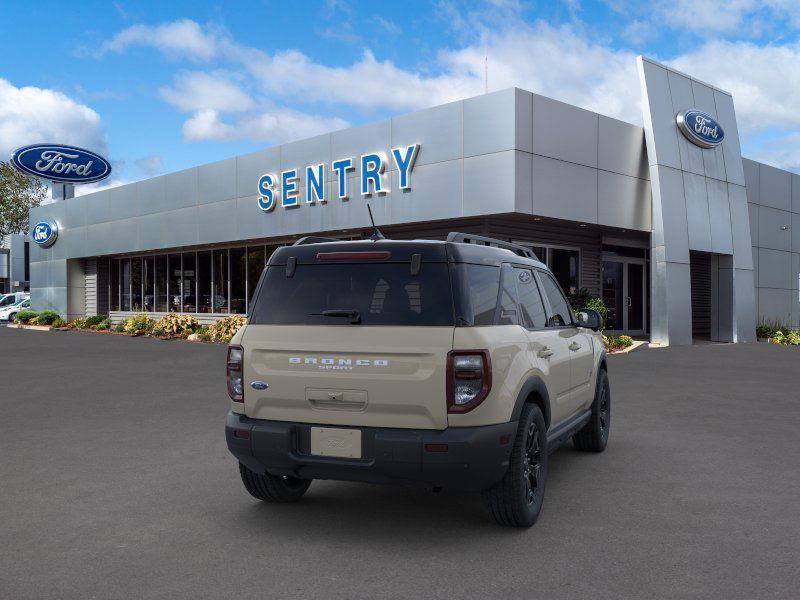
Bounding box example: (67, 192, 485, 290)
(446, 232, 537, 259)
(292, 236, 340, 246)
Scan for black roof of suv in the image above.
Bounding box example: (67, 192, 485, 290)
(267, 233, 547, 268)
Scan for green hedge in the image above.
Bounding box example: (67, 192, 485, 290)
(14, 310, 39, 324)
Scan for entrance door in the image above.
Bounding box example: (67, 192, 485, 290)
(602, 258, 646, 335)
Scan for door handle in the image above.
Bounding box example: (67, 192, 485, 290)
(569, 342, 582, 351)
(538, 347, 554, 358)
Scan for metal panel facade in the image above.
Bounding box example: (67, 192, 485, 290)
(638, 56, 755, 344)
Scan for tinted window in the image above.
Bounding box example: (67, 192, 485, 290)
(497, 265, 519, 326)
(540, 272, 573, 327)
(452, 264, 500, 326)
(250, 263, 453, 326)
(514, 268, 547, 329)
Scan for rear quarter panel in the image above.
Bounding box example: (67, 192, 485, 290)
(448, 326, 534, 427)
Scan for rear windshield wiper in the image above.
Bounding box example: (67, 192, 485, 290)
(309, 309, 362, 324)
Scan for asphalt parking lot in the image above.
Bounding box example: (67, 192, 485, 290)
(1, 326, 799, 599)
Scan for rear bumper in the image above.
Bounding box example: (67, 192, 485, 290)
(226, 411, 517, 492)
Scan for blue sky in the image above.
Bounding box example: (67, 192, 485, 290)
(1, 0, 799, 193)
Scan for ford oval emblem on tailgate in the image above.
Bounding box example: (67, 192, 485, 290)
(250, 381, 269, 390)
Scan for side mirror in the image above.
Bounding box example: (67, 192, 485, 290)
(577, 309, 603, 332)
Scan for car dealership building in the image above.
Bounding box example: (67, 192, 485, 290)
(25, 56, 800, 345)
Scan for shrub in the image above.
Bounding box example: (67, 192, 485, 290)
(757, 320, 800, 346)
(122, 313, 155, 335)
(14, 310, 39, 324)
(569, 288, 608, 322)
(92, 318, 112, 331)
(208, 315, 247, 343)
(84, 314, 108, 328)
(604, 334, 633, 352)
(52, 317, 66, 328)
(113, 321, 126, 333)
(757, 320, 790, 339)
(152, 313, 200, 338)
(30, 310, 61, 326)
(195, 325, 213, 342)
(772, 329, 800, 346)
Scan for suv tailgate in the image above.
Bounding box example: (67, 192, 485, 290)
(242, 325, 453, 429)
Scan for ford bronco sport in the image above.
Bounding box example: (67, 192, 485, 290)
(225, 233, 610, 527)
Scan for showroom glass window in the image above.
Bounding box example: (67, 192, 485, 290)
(230, 247, 246, 314)
(168, 254, 182, 312)
(212, 249, 228, 313)
(110, 260, 119, 311)
(154, 255, 168, 312)
(131, 258, 142, 311)
(197, 251, 212, 313)
(182, 253, 197, 313)
(247, 246, 266, 308)
(121, 259, 131, 311)
(143, 257, 154, 311)
(108, 244, 289, 315)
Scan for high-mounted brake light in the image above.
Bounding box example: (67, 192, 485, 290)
(227, 345, 244, 402)
(446, 350, 492, 413)
(316, 251, 391, 261)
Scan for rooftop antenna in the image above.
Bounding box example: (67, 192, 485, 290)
(484, 53, 488, 94)
(367, 203, 385, 241)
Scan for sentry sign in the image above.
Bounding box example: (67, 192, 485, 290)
(257, 144, 419, 212)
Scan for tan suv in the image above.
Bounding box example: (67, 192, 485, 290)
(225, 233, 610, 527)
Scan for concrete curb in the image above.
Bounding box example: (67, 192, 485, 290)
(6, 323, 52, 331)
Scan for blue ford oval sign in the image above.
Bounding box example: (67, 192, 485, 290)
(676, 110, 725, 149)
(11, 144, 111, 184)
(31, 220, 59, 247)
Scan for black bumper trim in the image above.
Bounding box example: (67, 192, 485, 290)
(226, 412, 518, 492)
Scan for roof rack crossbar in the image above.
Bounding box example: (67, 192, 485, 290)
(446, 232, 536, 259)
(293, 236, 340, 246)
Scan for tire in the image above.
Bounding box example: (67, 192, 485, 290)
(238, 463, 311, 503)
(482, 403, 548, 528)
(573, 369, 610, 452)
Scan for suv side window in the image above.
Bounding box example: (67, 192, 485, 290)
(539, 271, 573, 327)
(514, 267, 547, 329)
(496, 264, 519, 325)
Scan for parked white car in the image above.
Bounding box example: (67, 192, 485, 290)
(0, 297, 30, 322)
(0, 292, 29, 309)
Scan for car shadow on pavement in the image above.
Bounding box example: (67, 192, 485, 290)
(223, 447, 588, 542)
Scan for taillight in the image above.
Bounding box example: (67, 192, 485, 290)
(227, 345, 244, 402)
(447, 350, 491, 413)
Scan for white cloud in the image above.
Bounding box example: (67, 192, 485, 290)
(0, 78, 106, 159)
(750, 133, 800, 172)
(668, 40, 800, 132)
(182, 108, 349, 143)
(160, 71, 254, 113)
(102, 19, 219, 61)
(611, 0, 800, 35)
(103, 17, 800, 170)
(134, 155, 163, 177)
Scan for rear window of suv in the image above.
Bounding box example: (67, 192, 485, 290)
(249, 263, 454, 326)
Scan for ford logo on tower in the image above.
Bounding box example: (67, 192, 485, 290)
(31, 220, 59, 248)
(11, 144, 112, 184)
(676, 110, 725, 149)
